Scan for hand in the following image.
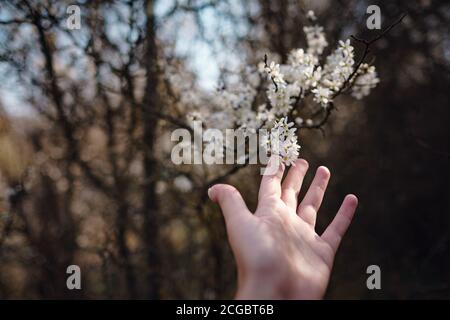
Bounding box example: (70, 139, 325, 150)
(208, 157, 358, 299)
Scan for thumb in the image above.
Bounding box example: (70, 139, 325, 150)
(208, 184, 251, 224)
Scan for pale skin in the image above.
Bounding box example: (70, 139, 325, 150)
(207, 157, 358, 299)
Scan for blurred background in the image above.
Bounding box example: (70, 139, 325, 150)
(0, 0, 449, 299)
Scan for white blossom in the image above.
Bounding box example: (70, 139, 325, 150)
(266, 82, 300, 116)
(351, 64, 380, 99)
(306, 10, 317, 21)
(173, 175, 193, 193)
(285, 49, 320, 90)
(312, 86, 332, 106)
(303, 25, 328, 56)
(264, 61, 286, 86)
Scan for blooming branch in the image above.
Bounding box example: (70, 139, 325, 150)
(169, 10, 406, 177)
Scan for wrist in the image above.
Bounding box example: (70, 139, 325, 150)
(235, 269, 326, 300)
(236, 275, 284, 300)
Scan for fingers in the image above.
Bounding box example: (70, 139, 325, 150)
(208, 184, 251, 225)
(258, 155, 285, 203)
(321, 194, 358, 253)
(297, 166, 330, 227)
(281, 159, 309, 210)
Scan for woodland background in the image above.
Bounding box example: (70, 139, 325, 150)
(0, 0, 449, 299)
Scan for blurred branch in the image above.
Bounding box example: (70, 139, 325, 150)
(0, 18, 29, 24)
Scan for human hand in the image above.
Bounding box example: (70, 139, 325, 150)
(208, 157, 358, 299)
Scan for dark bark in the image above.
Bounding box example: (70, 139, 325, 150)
(142, 0, 161, 299)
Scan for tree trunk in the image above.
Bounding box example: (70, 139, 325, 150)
(142, 0, 161, 299)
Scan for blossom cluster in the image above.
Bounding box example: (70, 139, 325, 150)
(351, 64, 380, 99)
(261, 118, 300, 166)
(177, 10, 379, 167)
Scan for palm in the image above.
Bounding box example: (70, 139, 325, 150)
(209, 157, 358, 299)
(253, 205, 334, 298)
